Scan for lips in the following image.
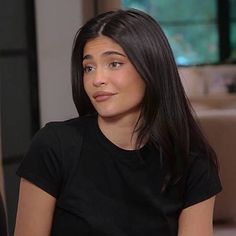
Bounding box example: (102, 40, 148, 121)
(92, 91, 116, 102)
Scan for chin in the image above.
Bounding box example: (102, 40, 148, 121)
(94, 106, 117, 117)
(95, 105, 142, 121)
(97, 111, 120, 119)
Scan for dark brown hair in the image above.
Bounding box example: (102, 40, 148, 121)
(71, 9, 218, 189)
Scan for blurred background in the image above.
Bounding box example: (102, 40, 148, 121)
(0, 0, 236, 235)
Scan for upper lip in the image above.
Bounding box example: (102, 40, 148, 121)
(92, 91, 117, 99)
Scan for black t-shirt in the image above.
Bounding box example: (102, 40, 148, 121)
(17, 116, 222, 236)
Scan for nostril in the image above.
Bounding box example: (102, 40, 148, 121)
(93, 81, 106, 87)
(93, 73, 107, 87)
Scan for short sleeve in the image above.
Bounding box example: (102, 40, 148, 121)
(183, 155, 222, 208)
(16, 122, 63, 198)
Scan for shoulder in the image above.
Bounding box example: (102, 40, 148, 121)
(37, 116, 94, 143)
(17, 118, 94, 199)
(27, 116, 95, 154)
(183, 152, 222, 208)
(44, 115, 93, 134)
(185, 152, 219, 184)
(187, 152, 216, 174)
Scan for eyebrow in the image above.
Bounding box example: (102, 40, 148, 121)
(83, 51, 126, 61)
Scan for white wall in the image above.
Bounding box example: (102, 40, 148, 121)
(35, 0, 83, 126)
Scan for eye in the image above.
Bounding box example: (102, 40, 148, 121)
(83, 65, 95, 73)
(109, 61, 123, 69)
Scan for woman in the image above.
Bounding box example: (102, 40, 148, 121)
(15, 9, 221, 236)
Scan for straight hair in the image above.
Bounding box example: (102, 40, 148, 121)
(71, 9, 218, 189)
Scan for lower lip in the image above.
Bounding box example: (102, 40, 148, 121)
(94, 95, 113, 102)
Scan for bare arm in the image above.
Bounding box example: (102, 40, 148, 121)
(178, 197, 215, 236)
(14, 178, 56, 236)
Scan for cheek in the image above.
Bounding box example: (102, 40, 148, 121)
(83, 79, 90, 96)
(128, 77, 146, 95)
(133, 80, 146, 102)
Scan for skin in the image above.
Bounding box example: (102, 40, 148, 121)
(14, 35, 216, 236)
(178, 197, 216, 236)
(14, 179, 56, 236)
(83, 35, 146, 150)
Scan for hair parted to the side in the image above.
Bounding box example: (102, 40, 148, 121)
(71, 9, 218, 189)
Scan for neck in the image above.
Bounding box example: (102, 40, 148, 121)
(97, 114, 141, 150)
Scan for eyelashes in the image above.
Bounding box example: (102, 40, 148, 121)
(108, 61, 124, 69)
(83, 65, 95, 73)
(83, 61, 124, 74)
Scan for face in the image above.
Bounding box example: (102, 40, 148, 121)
(82, 35, 145, 121)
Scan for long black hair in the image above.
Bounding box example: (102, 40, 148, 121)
(71, 9, 218, 189)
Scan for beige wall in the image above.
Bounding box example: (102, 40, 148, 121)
(35, 0, 123, 126)
(97, 0, 121, 13)
(82, 0, 121, 22)
(35, 0, 83, 126)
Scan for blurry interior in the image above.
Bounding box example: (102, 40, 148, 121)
(0, 0, 236, 235)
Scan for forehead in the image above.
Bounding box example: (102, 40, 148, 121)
(83, 36, 125, 56)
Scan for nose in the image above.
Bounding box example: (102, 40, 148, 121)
(93, 67, 108, 87)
